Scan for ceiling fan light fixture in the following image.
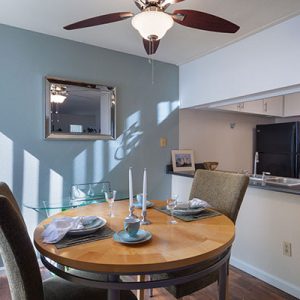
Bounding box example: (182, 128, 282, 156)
(50, 84, 67, 103)
(132, 11, 174, 40)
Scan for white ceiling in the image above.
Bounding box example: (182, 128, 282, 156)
(1, 0, 300, 65)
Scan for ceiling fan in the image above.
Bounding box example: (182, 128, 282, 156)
(64, 0, 240, 55)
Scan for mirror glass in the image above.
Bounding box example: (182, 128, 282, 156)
(45, 77, 116, 140)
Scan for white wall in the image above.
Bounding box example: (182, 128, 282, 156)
(180, 15, 300, 108)
(231, 187, 300, 298)
(171, 174, 193, 203)
(171, 175, 300, 298)
(179, 109, 272, 173)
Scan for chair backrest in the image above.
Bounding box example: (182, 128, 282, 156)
(189, 170, 249, 223)
(70, 181, 111, 201)
(0, 182, 23, 221)
(0, 184, 44, 300)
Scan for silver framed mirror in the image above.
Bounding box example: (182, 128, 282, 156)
(45, 77, 116, 140)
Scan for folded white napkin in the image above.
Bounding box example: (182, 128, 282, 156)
(189, 198, 211, 209)
(42, 216, 98, 244)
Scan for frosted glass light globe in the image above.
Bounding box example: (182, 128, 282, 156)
(132, 11, 174, 40)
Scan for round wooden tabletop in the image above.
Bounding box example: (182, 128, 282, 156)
(34, 200, 235, 274)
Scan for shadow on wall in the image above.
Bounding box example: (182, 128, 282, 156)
(115, 122, 143, 160)
(0, 100, 178, 235)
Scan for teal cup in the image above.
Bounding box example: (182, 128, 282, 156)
(124, 217, 140, 237)
(136, 193, 143, 204)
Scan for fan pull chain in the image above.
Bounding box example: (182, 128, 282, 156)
(151, 59, 154, 85)
(147, 58, 154, 84)
(147, 39, 155, 84)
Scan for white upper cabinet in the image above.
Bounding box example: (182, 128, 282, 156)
(218, 103, 239, 112)
(262, 96, 284, 117)
(243, 100, 264, 114)
(217, 96, 283, 117)
(284, 93, 300, 117)
(218, 101, 263, 113)
(217, 101, 261, 114)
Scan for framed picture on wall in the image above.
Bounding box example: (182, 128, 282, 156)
(171, 150, 195, 172)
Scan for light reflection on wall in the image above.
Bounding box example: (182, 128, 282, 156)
(22, 150, 39, 238)
(49, 169, 63, 206)
(126, 111, 141, 129)
(0, 132, 13, 187)
(108, 138, 121, 172)
(157, 100, 179, 125)
(73, 149, 87, 184)
(93, 141, 104, 182)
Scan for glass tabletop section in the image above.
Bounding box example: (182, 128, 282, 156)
(23, 191, 129, 211)
(70, 182, 111, 201)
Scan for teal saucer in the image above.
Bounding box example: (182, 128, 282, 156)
(113, 230, 152, 244)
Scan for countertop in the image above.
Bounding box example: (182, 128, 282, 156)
(168, 169, 300, 196)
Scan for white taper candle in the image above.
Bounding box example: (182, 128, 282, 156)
(129, 167, 133, 207)
(142, 168, 147, 212)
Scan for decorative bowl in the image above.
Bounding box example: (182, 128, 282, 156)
(203, 161, 219, 171)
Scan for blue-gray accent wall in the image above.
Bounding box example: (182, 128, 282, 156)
(0, 24, 179, 225)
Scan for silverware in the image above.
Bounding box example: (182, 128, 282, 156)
(62, 234, 112, 246)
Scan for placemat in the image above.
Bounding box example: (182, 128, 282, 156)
(154, 206, 221, 222)
(55, 225, 115, 249)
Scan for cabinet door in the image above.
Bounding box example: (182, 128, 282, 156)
(217, 103, 239, 112)
(243, 99, 264, 114)
(284, 93, 300, 117)
(263, 96, 283, 117)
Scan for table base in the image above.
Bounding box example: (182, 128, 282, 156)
(41, 248, 230, 300)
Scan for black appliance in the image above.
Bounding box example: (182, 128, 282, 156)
(256, 122, 300, 178)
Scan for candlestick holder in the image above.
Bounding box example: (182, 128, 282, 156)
(128, 205, 139, 219)
(141, 209, 151, 225)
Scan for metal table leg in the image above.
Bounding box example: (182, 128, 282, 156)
(137, 275, 145, 300)
(108, 274, 120, 300)
(218, 258, 229, 300)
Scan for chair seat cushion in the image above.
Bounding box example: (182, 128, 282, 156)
(43, 276, 137, 300)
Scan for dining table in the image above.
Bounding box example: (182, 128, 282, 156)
(34, 199, 235, 300)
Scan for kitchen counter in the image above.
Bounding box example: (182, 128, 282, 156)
(168, 168, 300, 196)
(165, 163, 203, 178)
(168, 170, 196, 178)
(248, 179, 300, 195)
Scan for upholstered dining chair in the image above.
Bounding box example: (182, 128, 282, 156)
(152, 169, 249, 299)
(0, 182, 136, 300)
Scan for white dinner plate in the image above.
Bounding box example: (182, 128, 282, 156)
(68, 217, 106, 236)
(173, 207, 206, 216)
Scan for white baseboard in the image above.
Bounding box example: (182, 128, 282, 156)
(230, 256, 300, 299)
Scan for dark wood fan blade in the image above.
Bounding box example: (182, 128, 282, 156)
(173, 10, 239, 33)
(165, 0, 185, 4)
(162, 0, 185, 10)
(143, 39, 160, 55)
(64, 12, 134, 30)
